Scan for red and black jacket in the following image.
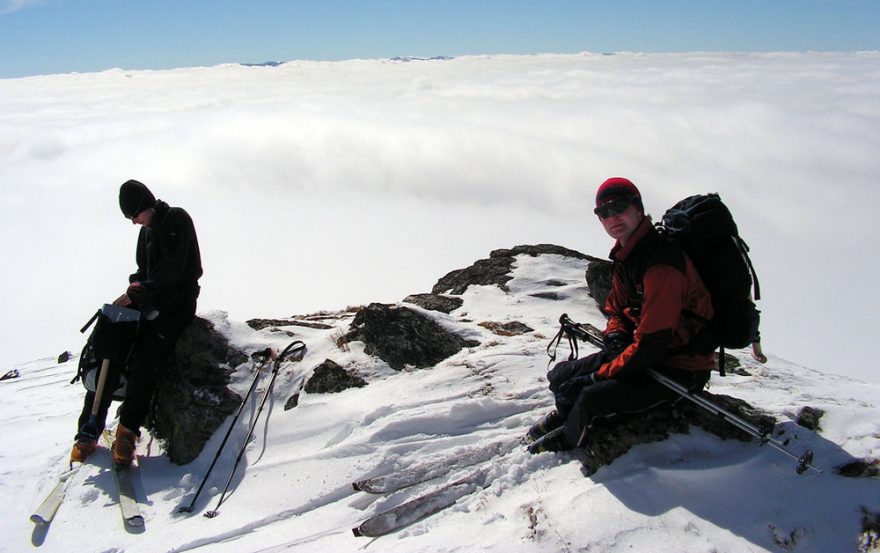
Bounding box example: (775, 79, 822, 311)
(597, 216, 715, 379)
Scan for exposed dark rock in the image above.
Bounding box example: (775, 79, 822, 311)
(432, 244, 598, 295)
(545, 279, 567, 287)
(796, 406, 825, 431)
(530, 291, 562, 300)
(246, 318, 333, 331)
(57, 351, 71, 363)
(284, 392, 300, 410)
(303, 359, 367, 394)
(837, 459, 880, 478)
(478, 321, 534, 336)
(722, 353, 743, 374)
(146, 317, 247, 465)
(585, 258, 613, 310)
(432, 255, 515, 295)
(346, 303, 479, 370)
(580, 392, 776, 476)
(403, 293, 464, 314)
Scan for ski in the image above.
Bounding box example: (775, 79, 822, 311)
(352, 467, 490, 537)
(30, 464, 81, 525)
(103, 430, 145, 527)
(113, 464, 145, 527)
(352, 438, 517, 494)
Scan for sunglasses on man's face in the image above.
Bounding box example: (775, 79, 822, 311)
(594, 198, 632, 219)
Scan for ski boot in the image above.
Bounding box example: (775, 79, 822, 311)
(527, 427, 572, 454)
(526, 410, 564, 442)
(70, 437, 97, 464)
(112, 425, 138, 467)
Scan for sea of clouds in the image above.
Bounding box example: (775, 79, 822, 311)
(1, 51, 877, 382)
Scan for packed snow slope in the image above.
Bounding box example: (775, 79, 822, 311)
(4, 251, 879, 552)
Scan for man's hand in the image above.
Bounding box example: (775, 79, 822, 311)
(112, 281, 143, 307)
(603, 332, 632, 359)
(112, 293, 133, 307)
(556, 371, 602, 397)
(125, 281, 145, 304)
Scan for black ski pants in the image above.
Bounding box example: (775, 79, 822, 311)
(548, 352, 710, 448)
(76, 297, 196, 438)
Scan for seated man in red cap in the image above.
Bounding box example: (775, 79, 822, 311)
(71, 179, 203, 466)
(527, 177, 715, 453)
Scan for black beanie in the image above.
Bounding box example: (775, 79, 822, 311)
(119, 180, 156, 218)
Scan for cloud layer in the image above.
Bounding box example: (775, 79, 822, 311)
(1, 52, 877, 381)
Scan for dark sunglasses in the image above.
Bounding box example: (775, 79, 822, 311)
(594, 198, 633, 219)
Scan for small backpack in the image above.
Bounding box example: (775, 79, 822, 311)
(657, 193, 761, 370)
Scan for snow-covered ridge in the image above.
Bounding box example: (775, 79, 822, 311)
(4, 250, 879, 552)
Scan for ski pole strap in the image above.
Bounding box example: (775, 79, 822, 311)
(547, 315, 586, 367)
(546, 325, 566, 365)
(273, 340, 306, 373)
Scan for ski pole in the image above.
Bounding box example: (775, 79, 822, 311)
(205, 340, 306, 518)
(554, 315, 821, 475)
(177, 349, 274, 514)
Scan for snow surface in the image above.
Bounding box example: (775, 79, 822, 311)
(3, 252, 878, 552)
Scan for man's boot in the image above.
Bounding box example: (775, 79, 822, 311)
(70, 437, 97, 464)
(527, 427, 572, 454)
(526, 410, 564, 442)
(112, 425, 138, 467)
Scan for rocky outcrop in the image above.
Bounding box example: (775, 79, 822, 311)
(147, 317, 247, 465)
(584, 258, 613, 310)
(403, 293, 464, 314)
(346, 303, 479, 370)
(246, 318, 333, 331)
(303, 359, 367, 394)
(580, 392, 777, 476)
(433, 244, 598, 295)
(796, 406, 825, 431)
(478, 321, 534, 336)
(837, 459, 880, 478)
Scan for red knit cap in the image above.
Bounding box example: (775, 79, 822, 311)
(595, 177, 643, 212)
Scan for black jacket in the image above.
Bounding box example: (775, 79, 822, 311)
(129, 200, 202, 309)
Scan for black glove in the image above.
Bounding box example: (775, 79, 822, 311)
(547, 360, 578, 391)
(603, 332, 631, 359)
(556, 371, 602, 397)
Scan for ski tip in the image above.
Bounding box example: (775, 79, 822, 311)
(351, 482, 363, 492)
(30, 514, 49, 525)
(352, 526, 363, 537)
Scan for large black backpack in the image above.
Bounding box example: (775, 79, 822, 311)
(657, 193, 761, 366)
(70, 307, 140, 401)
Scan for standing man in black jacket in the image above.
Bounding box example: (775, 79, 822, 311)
(71, 179, 202, 466)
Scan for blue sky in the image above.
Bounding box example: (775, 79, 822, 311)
(1, 0, 878, 78)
